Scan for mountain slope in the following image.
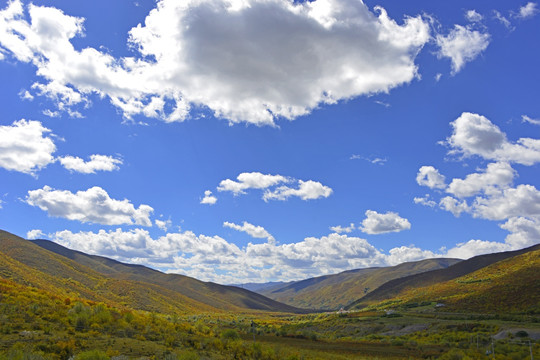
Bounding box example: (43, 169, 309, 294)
(0, 230, 301, 314)
(31, 238, 301, 313)
(0, 230, 215, 314)
(348, 243, 540, 311)
(259, 258, 461, 310)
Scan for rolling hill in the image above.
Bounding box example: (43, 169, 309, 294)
(257, 258, 461, 310)
(0, 230, 301, 314)
(347, 243, 540, 313)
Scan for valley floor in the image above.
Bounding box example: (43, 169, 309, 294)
(1, 287, 539, 360)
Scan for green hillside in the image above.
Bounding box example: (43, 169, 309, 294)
(349, 244, 540, 313)
(0, 230, 300, 314)
(259, 258, 460, 310)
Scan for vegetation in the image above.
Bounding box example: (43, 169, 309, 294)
(259, 258, 461, 310)
(1, 230, 539, 359)
(350, 248, 540, 315)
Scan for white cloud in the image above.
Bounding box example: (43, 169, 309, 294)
(494, 10, 512, 29)
(439, 196, 470, 217)
(26, 229, 44, 239)
(446, 112, 540, 165)
(263, 180, 333, 201)
(19, 90, 34, 100)
(416, 166, 446, 189)
(500, 216, 540, 248)
(218, 172, 288, 195)
(49, 224, 538, 284)
(58, 154, 122, 174)
(385, 245, 437, 265)
(444, 239, 511, 259)
(53, 228, 158, 259)
(42, 109, 60, 118)
(360, 210, 411, 235)
(25, 186, 154, 226)
(0, 119, 57, 175)
(436, 25, 490, 74)
(472, 184, 540, 221)
(330, 223, 356, 234)
(522, 115, 540, 126)
(155, 219, 172, 231)
(200, 190, 218, 205)
(414, 194, 437, 207)
(216, 172, 332, 201)
(224, 221, 275, 244)
(51, 228, 387, 282)
(350, 154, 387, 165)
(516, 2, 539, 19)
(465, 10, 483, 22)
(0, 0, 430, 125)
(446, 162, 516, 198)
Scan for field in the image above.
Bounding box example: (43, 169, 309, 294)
(1, 278, 539, 359)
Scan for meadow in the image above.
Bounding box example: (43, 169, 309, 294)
(1, 278, 538, 360)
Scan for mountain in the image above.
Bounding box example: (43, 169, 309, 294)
(0, 230, 302, 314)
(230, 281, 289, 292)
(347, 243, 540, 312)
(258, 258, 461, 310)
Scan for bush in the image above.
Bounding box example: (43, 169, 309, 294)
(220, 329, 240, 341)
(75, 350, 110, 360)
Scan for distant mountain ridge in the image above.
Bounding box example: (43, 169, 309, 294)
(0, 230, 302, 314)
(347, 243, 540, 312)
(255, 258, 461, 310)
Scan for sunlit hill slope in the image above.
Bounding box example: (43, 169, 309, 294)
(348, 243, 540, 313)
(0, 230, 301, 314)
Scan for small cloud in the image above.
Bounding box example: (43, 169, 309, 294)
(200, 190, 217, 205)
(360, 210, 411, 235)
(435, 25, 490, 74)
(58, 154, 123, 174)
(330, 223, 356, 234)
(27, 229, 45, 240)
(522, 115, 540, 126)
(515, 2, 539, 19)
(416, 166, 446, 189)
(414, 194, 437, 208)
(25, 186, 154, 226)
(439, 196, 470, 217)
(224, 221, 275, 244)
(0, 120, 57, 176)
(19, 90, 34, 101)
(43, 109, 60, 118)
(350, 155, 388, 165)
(435, 73, 442, 82)
(263, 180, 332, 201)
(374, 100, 390, 108)
(494, 10, 513, 29)
(465, 9, 483, 22)
(155, 219, 172, 231)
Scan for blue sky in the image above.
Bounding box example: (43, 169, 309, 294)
(0, 0, 539, 283)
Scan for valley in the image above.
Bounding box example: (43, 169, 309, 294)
(1, 230, 539, 359)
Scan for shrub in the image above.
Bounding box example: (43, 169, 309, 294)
(75, 350, 110, 360)
(220, 329, 240, 341)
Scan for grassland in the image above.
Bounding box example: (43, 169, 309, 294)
(1, 230, 539, 359)
(1, 276, 539, 359)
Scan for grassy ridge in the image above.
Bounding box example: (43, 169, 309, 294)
(0, 230, 300, 314)
(350, 246, 540, 314)
(259, 258, 460, 310)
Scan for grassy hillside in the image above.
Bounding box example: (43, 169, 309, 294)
(349, 244, 540, 313)
(259, 258, 460, 310)
(0, 230, 300, 314)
